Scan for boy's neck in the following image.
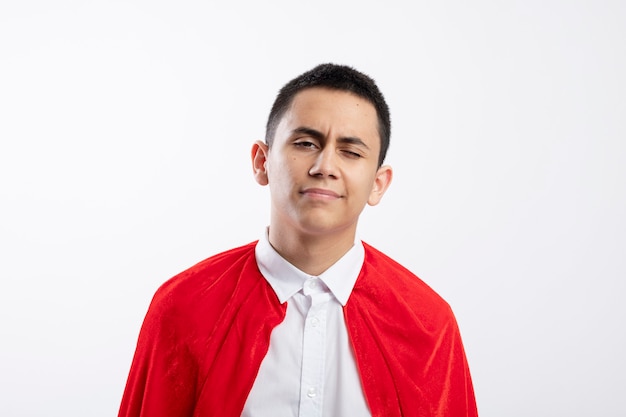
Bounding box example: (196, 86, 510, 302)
(267, 226, 357, 276)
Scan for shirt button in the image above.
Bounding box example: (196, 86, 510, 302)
(307, 387, 317, 398)
(310, 317, 320, 327)
(306, 280, 317, 289)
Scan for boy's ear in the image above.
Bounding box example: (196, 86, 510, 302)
(251, 140, 270, 186)
(367, 165, 393, 206)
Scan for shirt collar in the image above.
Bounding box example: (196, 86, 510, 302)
(255, 229, 364, 306)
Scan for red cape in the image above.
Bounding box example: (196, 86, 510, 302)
(119, 242, 477, 416)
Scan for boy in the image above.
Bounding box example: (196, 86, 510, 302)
(119, 63, 478, 417)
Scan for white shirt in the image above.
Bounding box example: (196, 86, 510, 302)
(241, 231, 371, 417)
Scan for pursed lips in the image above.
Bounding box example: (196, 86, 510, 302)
(300, 188, 342, 199)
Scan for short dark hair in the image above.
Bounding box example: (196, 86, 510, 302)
(265, 63, 391, 167)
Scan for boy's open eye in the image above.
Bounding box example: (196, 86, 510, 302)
(294, 141, 317, 149)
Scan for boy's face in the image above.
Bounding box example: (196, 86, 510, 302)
(253, 87, 392, 240)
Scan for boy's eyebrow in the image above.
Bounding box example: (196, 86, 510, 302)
(292, 126, 325, 140)
(338, 136, 370, 149)
(292, 126, 370, 149)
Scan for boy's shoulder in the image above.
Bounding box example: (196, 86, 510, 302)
(358, 242, 454, 318)
(148, 241, 260, 316)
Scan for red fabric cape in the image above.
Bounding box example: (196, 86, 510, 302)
(118, 242, 477, 416)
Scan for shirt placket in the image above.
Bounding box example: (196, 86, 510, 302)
(299, 277, 330, 417)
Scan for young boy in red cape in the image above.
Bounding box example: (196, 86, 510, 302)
(118, 63, 478, 417)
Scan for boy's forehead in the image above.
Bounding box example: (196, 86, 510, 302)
(273, 88, 382, 154)
(283, 88, 378, 126)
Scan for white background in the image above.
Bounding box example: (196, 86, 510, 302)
(1, 1, 624, 416)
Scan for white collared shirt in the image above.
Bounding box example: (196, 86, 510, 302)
(241, 231, 371, 417)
